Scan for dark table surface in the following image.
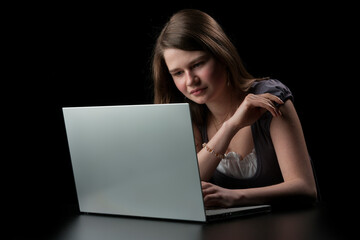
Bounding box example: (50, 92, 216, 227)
(28, 204, 350, 240)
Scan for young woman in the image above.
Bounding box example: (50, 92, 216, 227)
(152, 9, 318, 208)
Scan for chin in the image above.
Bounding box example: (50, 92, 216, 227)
(189, 97, 207, 105)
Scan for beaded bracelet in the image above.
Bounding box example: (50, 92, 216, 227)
(202, 143, 226, 159)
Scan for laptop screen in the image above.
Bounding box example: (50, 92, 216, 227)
(63, 103, 206, 222)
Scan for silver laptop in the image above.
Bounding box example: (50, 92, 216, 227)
(63, 103, 270, 222)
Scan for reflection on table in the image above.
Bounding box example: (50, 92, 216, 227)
(52, 205, 345, 240)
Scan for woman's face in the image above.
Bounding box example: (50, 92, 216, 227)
(163, 49, 228, 105)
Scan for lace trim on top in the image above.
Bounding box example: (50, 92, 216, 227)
(216, 149, 257, 179)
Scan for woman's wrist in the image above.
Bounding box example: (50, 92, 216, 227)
(223, 118, 242, 134)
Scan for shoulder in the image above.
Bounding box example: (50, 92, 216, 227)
(249, 79, 294, 103)
(250, 79, 295, 131)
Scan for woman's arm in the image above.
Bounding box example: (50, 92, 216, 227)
(202, 100, 318, 207)
(194, 93, 284, 181)
(194, 120, 238, 180)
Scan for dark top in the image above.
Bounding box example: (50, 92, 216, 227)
(200, 79, 294, 189)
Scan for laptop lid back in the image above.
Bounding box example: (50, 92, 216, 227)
(63, 103, 206, 222)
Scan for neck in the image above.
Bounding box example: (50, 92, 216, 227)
(206, 90, 243, 124)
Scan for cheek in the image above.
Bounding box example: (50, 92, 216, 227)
(213, 64, 227, 84)
(202, 61, 227, 85)
(173, 79, 188, 95)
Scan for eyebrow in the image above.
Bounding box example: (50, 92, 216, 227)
(168, 54, 208, 74)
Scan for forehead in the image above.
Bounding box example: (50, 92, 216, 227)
(163, 49, 207, 70)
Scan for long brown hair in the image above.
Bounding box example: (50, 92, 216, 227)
(152, 9, 262, 126)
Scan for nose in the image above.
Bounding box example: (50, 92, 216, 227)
(185, 71, 200, 86)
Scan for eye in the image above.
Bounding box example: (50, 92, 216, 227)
(192, 61, 203, 69)
(172, 71, 184, 77)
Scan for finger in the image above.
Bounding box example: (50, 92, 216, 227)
(201, 181, 209, 187)
(260, 96, 283, 117)
(245, 94, 282, 117)
(264, 100, 281, 117)
(204, 194, 226, 208)
(201, 182, 211, 194)
(262, 93, 284, 105)
(202, 184, 217, 196)
(256, 97, 280, 117)
(202, 187, 217, 197)
(201, 181, 213, 189)
(204, 193, 220, 206)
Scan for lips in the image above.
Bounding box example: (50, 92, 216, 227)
(190, 87, 207, 95)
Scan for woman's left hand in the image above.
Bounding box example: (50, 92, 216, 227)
(201, 181, 238, 208)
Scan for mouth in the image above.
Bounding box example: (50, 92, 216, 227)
(190, 87, 207, 96)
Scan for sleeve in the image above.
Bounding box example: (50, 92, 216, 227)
(250, 79, 294, 106)
(250, 79, 294, 130)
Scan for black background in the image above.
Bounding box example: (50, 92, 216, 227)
(9, 2, 357, 238)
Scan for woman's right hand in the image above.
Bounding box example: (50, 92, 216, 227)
(228, 93, 284, 130)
